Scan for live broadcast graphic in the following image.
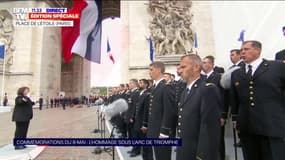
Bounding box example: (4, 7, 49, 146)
(12, 8, 78, 27)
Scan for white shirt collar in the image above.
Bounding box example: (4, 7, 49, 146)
(246, 57, 263, 74)
(131, 88, 137, 92)
(140, 89, 146, 95)
(234, 60, 243, 66)
(187, 77, 200, 91)
(206, 70, 214, 78)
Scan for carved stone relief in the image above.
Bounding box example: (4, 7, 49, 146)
(148, 0, 194, 56)
(0, 10, 15, 66)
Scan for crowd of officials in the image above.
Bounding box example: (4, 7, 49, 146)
(104, 40, 285, 160)
(10, 37, 285, 160)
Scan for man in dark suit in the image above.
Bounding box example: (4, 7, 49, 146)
(227, 49, 245, 149)
(39, 95, 43, 110)
(143, 61, 176, 160)
(3, 93, 8, 106)
(124, 79, 140, 139)
(50, 98, 53, 108)
(230, 49, 245, 68)
(275, 26, 285, 61)
(169, 65, 186, 110)
(130, 79, 150, 157)
(202, 55, 226, 160)
(214, 66, 225, 74)
(176, 54, 221, 160)
(231, 40, 285, 160)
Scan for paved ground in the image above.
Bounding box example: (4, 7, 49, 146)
(0, 105, 244, 160)
(0, 106, 117, 160)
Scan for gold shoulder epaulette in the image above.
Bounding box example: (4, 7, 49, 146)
(205, 83, 214, 87)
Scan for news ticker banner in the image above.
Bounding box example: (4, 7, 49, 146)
(11, 8, 79, 27)
(14, 138, 182, 146)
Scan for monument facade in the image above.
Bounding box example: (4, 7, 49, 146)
(0, 0, 92, 105)
(121, 0, 216, 82)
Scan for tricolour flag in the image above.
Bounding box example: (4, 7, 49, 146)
(0, 45, 4, 59)
(194, 32, 198, 54)
(62, 0, 102, 63)
(238, 30, 245, 43)
(107, 38, 115, 64)
(149, 36, 154, 62)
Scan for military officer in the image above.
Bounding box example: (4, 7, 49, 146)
(124, 79, 140, 139)
(129, 79, 150, 157)
(231, 40, 285, 160)
(143, 61, 176, 160)
(176, 54, 221, 160)
(202, 55, 226, 160)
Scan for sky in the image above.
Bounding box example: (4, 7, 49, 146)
(210, 1, 285, 67)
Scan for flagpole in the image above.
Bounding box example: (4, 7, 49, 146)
(1, 53, 5, 105)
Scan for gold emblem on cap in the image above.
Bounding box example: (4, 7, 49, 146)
(235, 82, 240, 86)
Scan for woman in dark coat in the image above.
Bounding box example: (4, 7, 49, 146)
(12, 87, 35, 149)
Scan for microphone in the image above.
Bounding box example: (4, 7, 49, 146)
(94, 98, 104, 106)
(102, 98, 128, 120)
(220, 66, 240, 89)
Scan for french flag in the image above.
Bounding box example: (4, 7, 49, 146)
(107, 38, 115, 64)
(194, 32, 198, 54)
(62, 0, 102, 63)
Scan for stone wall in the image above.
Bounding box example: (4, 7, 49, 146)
(0, 1, 62, 105)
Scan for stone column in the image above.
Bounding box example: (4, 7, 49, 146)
(61, 55, 90, 98)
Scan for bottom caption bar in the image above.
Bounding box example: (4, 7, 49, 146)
(14, 138, 182, 146)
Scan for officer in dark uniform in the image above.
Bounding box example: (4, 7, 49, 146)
(231, 40, 285, 160)
(202, 55, 226, 160)
(50, 98, 54, 108)
(119, 85, 130, 138)
(165, 66, 186, 139)
(62, 97, 66, 110)
(39, 95, 43, 110)
(3, 93, 8, 106)
(124, 79, 140, 139)
(130, 79, 150, 157)
(143, 61, 176, 160)
(275, 26, 285, 61)
(223, 49, 246, 150)
(169, 65, 187, 110)
(176, 54, 221, 160)
(109, 87, 125, 137)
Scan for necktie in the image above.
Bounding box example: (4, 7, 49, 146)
(247, 65, 253, 79)
(186, 88, 190, 95)
(183, 88, 190, 102)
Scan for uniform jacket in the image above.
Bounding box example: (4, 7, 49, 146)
(146, 80, 176, 138)
(231, 59, 285, 138)
(176, 78, 221, 160)
(134, 89, 150, 130)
